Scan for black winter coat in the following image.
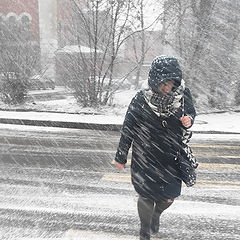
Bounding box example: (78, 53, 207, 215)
(115, 88, 196, 201)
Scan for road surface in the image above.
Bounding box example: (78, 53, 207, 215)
(0, 124, 239, 240)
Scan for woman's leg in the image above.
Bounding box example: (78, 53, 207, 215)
(150, 199, 174, 234)
(137, 196, 155, 240)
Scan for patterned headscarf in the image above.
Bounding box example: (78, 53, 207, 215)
(143, 80, 185, 117)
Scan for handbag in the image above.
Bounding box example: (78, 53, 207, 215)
(176, 92, 198, 187)
(177, 129, 198, 187)
(177, 91, 198, 187)
(182, 129, 198, 168)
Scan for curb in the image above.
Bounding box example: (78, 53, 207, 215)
(1, 118, 240, 134)
(0, 118, 122, 131)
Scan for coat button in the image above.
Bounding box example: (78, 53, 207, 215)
(162, 120, 167, 127)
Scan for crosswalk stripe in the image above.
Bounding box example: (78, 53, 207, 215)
(128, 144, 240, 150)
(195, 180, 240, 187)
(195, 153, 240, 158)
(17, 239, 62, 240)
(128, 144, 240, 151)
(198, 162, 240, 170)
(102, 173, 240, 187)
(103, 172, 131, 183)
(190, 144, 240, 149)
(112, 160, 240, 170)
(64, 229, 167, 240)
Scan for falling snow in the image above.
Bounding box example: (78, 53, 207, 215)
(0, 0, 240, 239)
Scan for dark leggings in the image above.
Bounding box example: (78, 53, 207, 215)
(137, 196, 173, 239)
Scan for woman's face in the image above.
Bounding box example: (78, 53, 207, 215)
(157, 80, 174, 95)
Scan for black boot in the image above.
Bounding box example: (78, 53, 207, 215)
(150, 200, 173, 234)
(137, 196, 154, 240)
(140, 229, 150, 240)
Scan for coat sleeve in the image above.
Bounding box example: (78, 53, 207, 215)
(183, 88, 196, 126)
(115, 95, 139, 164)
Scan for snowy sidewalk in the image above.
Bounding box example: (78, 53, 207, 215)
(0, 110, 240, 133)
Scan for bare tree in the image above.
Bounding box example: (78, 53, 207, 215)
(129, 0, 146, 90)
(57, 0, 168, 107)
(56, 0, 135, 107)
(125, 0, 169, 90)
(161, 0, 240, 110)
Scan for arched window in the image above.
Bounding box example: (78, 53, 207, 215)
(0, 13, 4, 41)
(18, 12, 32, 22)
(21, 15, 30, 24)
(5, 13, 18, 43)
(20, 14, 31, 41)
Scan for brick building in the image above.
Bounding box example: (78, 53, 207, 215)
(0, 0, 39, 42)
(0, 0, 84, 83)
(0, 0, 167, 86)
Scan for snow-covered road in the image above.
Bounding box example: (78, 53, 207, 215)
(0, 126, 239, 239)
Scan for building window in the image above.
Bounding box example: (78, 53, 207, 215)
(20, 15, 31, 41)
(5, 14, 18, 43)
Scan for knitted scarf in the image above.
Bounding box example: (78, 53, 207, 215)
(143, 80, 185, 117)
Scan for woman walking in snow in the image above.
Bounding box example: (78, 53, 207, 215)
(114, 56, 196, 240)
